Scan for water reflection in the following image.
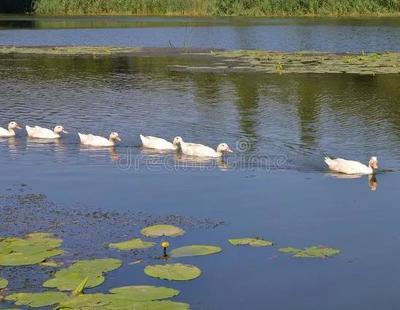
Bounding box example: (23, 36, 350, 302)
(0, 54, 400, 171)
(328, 173, 379, 191)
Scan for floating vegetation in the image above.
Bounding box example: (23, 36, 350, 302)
(0, 46, 142, 56)
(0, 232, 63, 266)
(0, 277, 8, 289)
(58, 295, 189, 310)
(279, 246, 340, 258)
(141, 225, 185, 238)
(5, 291, 69, 308)
(228, 238, 273, 247)
(109, 285, 180, 301)
(188, 50, 400, 75)
(108, 238, 155, 251)
(43, 258, 122, 291)
(144, 263, 201, 281)
(170, 245, 222, 258)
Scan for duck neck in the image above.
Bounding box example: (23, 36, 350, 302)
(8, 128, 15, 136)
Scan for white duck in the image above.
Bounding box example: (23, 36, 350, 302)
(0, 121, 22, 137)
(140, 134, 177, 151)
(78, 132, 121, 147)
(26, 125, 68, 139)
(173, 136, 233, 158)
(325, 156, 378, 175)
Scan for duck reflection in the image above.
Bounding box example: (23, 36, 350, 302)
(174, 153, 230, 171)
(328, 172, 378, 191)
(79, 145, 120, 163)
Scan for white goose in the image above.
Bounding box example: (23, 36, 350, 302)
(140, 134, 177, 151)
(26, 125, 68, 139)
(325, 156, 378, 175)
(173, 136, 233, 158)
(0, 121, 22, 137)
(78, 132, 121, 147)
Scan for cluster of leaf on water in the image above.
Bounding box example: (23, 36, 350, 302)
(0, 225, 340, 309)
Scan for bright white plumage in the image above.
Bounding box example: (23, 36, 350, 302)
(140, 134, 176, 150)
(325, 156, 378, 175)
(78, 132, 121, 147)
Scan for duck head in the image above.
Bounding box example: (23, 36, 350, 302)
(217, 143, 233, 154)
(368, 156, 378, 170)
(109, 132, 121, 142)
(173, 136, 183, 146)
(8, 121, 22, 130)
(54, 125, 68, 134)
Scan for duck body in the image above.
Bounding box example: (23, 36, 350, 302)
(0, 122, 21, 137)
(325, 157, 374, 175)
(140, 134, 176, 151)
(78, 132, 120, 147)
(26, 126, 60, 139)
(173, 137, 232, 158)
(180, 142, 221, 157)
(0, 127, 16, 137)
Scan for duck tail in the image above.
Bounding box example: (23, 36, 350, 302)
(324, 156, 333, 166)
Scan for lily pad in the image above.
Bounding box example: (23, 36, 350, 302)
(279, 246, 340, 258)
(109, 285, 180, 301)
(43, 258, 122, 291)
(170, 245, 222, 258)
(0, 277, 8, 289)
(141, 225, 185, 238)
(58, 294, 189, 310)
(144, 263, 201, 281)
(229, 238, 273, 247)
(109, 238, 155, 251)
(6, 292, 68, 307)
(0, 233, 63, 266)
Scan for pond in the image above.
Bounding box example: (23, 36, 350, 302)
(1, 15, 400, 52)
(1, 16, 400, 310)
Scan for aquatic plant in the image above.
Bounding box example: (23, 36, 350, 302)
(109, 238, 155, 250)
(229, 238, 273, 247)
(0, 277, 8, 289)
(109, 285, 180, 301)
(144, 263, 201, 281)
(0, 232, 63, 266)
(279, 246, 340, 258)
(6, 291, 69, 307)
(141, 225, 185, 238)
(170, 245, 222, 257)
(43, 258, 122, 291)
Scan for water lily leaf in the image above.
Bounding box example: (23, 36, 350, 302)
(144, 263, 201, 281)
(58, 294, 189, 310)
(0, 233, 63, 266)
(170, 245, 222, 258)
(43, 258, 122, 291)
(279, 246, 340, 258)
(229, 238, 273, 247)
(109, 238, 155, 250)
(6, 292, 68, 307)
(109, 285, 179, 301)
(0, 249, 64, 266)
(0, 277, 8, 289)
(141, 225, 184, 238)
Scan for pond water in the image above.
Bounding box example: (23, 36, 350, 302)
(1, 16, 400, 310)
(1, 15, 400, 52)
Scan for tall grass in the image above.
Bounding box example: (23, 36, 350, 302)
(34, 0, 400, 16)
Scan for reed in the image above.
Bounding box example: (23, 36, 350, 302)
(33, 0, 400, 16)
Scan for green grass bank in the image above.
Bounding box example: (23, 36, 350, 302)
(33, 0, 400, 16)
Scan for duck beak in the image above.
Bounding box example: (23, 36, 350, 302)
(63, 130, 69, 134)
(116, 137, 121, 142)
(227, 148, 233, 153)
(16, 124, 22, 129)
